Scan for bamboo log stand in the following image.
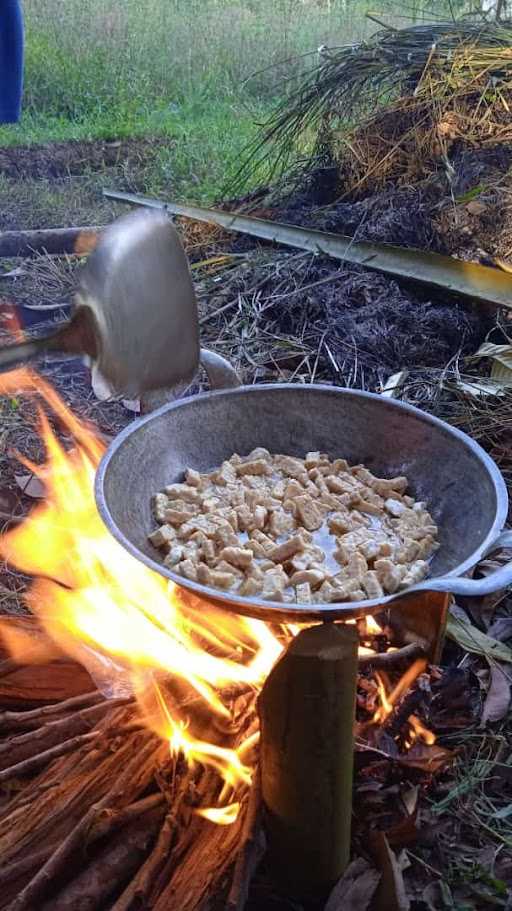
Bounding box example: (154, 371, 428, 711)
(258, 621, 358, 902)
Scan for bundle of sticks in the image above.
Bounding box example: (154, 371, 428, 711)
(0, 618, 263, 911)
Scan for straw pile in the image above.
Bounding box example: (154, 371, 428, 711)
(231, 20, 512, 203)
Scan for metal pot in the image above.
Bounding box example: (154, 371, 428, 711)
(95, 380, 512, 622)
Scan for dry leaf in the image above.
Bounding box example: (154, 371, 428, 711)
(385, 812, 418, 849)
(481, 662, 511, 725)
(121, 398, 141, 414)
(473, 342, 512, 368)
(449, 377, 507, 398)
(397, 743, 455, 774)
(471, 342, 512, 387)
(325, 858, 381, 911)
(371, 831, 410, 911)
(14, 474, 46, 499)
(380, 370, 409, 398)
(487, 617, 512, 641)
(447, 612, 512, 663)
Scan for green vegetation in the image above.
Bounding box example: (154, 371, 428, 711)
(0, 0, 379, 200)
(0, 1, 477, 200)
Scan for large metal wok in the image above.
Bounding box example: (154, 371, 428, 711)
(96, 381, 512, 622)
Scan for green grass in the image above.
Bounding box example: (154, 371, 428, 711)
(0, 0, 380, 201)
(0, 0, 461, 202)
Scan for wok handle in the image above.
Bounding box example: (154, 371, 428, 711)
(407, 531, 512, 599)
(199, 348, 241, 390)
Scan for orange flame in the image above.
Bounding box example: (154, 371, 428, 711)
(0, 369, 283, 820)
(373, 658, 435, 746)
(0, 368, 434, 819)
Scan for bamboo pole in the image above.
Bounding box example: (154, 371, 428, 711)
(0, 227, 101, 258)
(258, 621, 358, 900)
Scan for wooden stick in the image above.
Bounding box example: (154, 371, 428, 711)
(0, 700, 130, 769)
(0, 730, 98, 783)
(0, 226, 102, 258)
(0, 847, 53, 887)
(40, 805, 165, 911)
(358, 642, 425, 669)
(226, 768, 265, 911)
(258, 622, 359, 900)
(0, 690, 104, 732)
(87, 792, 165, 842)
(8, 734, 164, 910)
(110, 812, 176, 911)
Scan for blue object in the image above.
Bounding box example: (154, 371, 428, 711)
(0, 0, 24, 123)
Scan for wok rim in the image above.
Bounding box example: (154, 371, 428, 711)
(95, 383, 509, 621)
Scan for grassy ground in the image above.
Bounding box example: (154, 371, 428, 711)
(0, 1, 458, 221)
(0, 0, 381, 204)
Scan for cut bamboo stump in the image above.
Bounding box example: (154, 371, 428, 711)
(258, 621, 358, 900)
(0, 226, 101, 258)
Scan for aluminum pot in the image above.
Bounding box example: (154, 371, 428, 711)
(95, 381, 512, 622)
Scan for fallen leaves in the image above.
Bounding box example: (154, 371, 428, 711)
(472, 341, 512, 388)
(325, 858, 380, 911)
(481, 663, 511, 725)
(371, 832, 410, 911)
(396, 743, 455, 774)
(447, 612, 512, 663)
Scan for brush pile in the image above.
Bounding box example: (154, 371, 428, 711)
(190, 19, 512, 391)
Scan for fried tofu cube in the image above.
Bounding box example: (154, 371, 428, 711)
(201, 538, 217, 564)
(276, 455, 308, 482)
(400, 560, 429, 587)
(215, 461, 237, 486)
(262, 566, 288, 600)
(284, 479, 304, 500)
(332, 458, 350, 473)
(209, 568, 237, 589)
(273, 480, 286, 500)
(328, 511, 351, 534)
(290, 568, 325, 589)
(164, 506, 197, 526)
(148, 525, 175, 550)
(236, 504, 255, 532)
(197, 563, 235, 590)
(268, 508, 296, 537)
(385, 498, 407, 518)
(214, 524, 239, 549)
(164, 544, 184, 567)
(219, 546, 253, 570)
(239, 576, 263, 597)
(164, 483, 201, 504)
(268, 535, 304, 564)
(416, 535, 439, 560)
(253, 505, 267, 530)
(246, 447, 271, 461)
(293, 495, 323, 531)
(346, 551, 368, 580)
(236, 459, 270, 477)
(153, 493, 170, 523)
(362, 571, 384, 599)
(325, 475, 349, 495)
(177, 559, 198, 581)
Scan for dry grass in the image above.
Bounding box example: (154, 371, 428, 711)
(229, 20, 512, 196)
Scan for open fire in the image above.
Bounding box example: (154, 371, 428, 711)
(0, 367, 436, 825)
